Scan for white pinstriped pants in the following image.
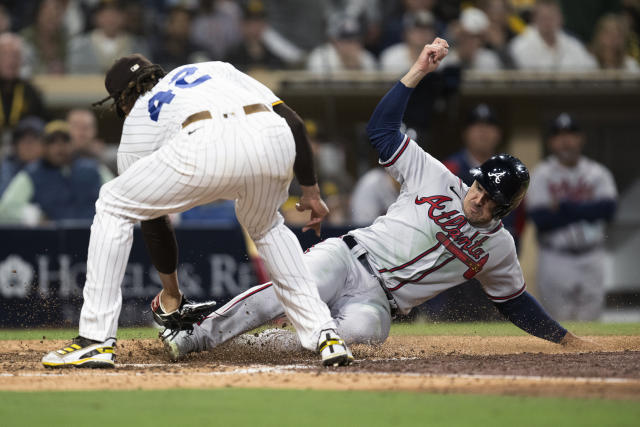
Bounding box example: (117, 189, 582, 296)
(79, 110, 336, 350)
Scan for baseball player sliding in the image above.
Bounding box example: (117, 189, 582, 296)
(161, 38, 592, 361)
(42, 55, 353, 368)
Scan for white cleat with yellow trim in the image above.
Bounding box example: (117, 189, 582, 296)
(42, 336, 116, 368)
(317, 329, 353, 367)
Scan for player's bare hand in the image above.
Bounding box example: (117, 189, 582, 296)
(560, 331, 602, 351)
(401, 38, 449, 87)
(297, 184, 330, 237)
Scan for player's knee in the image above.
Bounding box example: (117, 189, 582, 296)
(337, 304, 390, 345)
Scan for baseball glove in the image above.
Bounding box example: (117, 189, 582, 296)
(151, 292, 217, 331)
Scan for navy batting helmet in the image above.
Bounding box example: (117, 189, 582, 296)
(470, 154, 529, 219)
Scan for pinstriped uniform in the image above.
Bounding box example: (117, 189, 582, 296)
(79, 62, 336, 350)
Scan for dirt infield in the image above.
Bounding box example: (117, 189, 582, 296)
(2, 335, 639, 399)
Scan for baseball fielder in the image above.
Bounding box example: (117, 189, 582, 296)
(43, 55, 352, 368)
(527, 113, 617, 320)
(162, 39, 590, 360)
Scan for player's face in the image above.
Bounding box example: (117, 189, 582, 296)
(549, 131, 583, 167)
(464, 122, 501, 158)
(463, 181, 496, 226)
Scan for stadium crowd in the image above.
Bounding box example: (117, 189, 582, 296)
(0, 0, 637, 227)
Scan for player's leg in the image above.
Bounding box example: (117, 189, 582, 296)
(537, 249, 579, 321)
(164, 237, 352, 359)
(574, 250, 606, 321)
(42, 133, 217, 367)
(234, 118, 344, 358)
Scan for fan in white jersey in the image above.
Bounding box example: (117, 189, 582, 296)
(161, 39, 594, 361)
(527, 113, 617, 320)
(42, 54, 353, 368)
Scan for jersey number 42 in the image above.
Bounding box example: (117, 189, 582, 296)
(147, 66, 211, 121)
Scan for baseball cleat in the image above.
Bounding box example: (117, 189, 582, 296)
(42, 336, 116, 369)
(160, 328, 200, 362)
(317, 329, 353, 367)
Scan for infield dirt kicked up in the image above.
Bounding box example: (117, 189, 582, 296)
(2, 335, 639, 399)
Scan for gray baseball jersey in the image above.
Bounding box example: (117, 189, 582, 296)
(351, 136, 526, 313)
(527, 154, 617, 320)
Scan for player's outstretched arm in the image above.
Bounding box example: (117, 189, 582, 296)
(494, 291, 599, 349)
(366, 38, 449, 162)
(273, 102, 329, 236)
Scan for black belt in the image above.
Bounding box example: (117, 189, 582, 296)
(342, 235, 398, 318)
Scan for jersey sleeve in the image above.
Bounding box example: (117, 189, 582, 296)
(525, 167, 551, 209)
(209, 61, 281, 106)
(477, 237, 527, 303)
(594, 164, 617, 199)
(380, 137, 458, 192)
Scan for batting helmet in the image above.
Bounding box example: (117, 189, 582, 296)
(470, 154, 529, 219)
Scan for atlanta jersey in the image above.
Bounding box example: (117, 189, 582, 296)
(350, 135, 526, 313)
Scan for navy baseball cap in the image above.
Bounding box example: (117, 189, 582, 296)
(549, 112, 580, 135)
(13, 116, 45, 143)
(467, 104, 498, 126)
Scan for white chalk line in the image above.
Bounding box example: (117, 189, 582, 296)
(0, 361, 638, 385)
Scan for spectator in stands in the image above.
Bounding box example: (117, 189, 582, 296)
(0, 120, 103, 224)
(0, 116, 44, 196)
(263, 0, 328, 54)
(0, 5, 11, 34)
(478, 0, 525, 68)
(67, 0, 149, 74)
(191, 0, 243, 60)
(440, 7, 503, 71)
(67, 108, 114, 183)
(443, 103, 525, 247)
(225, 0, 286, 71)
(508, 0, 597, 71)
(378, 0, 444, 51)
(591, 13, 640, 72)
(151, 5, 208, 72)
(621, 0, 640, 63)
(21, 0, 68, 75)
(0, 33, 47, 134)
(527, 113, 617, 320)
(307, 13, 377, 74)
(380, 10, 436, 74)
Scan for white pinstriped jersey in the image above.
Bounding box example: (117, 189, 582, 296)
(526, 155, 617, 250)
(350, 136, 525, 313)
(117, 61, 280, 174)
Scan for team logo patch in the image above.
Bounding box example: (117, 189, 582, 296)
(488, 171, 506, 183)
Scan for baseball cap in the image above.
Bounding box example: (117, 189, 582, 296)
(460, 7, 489, 35)
(43, 120, 71, 143)
(104, 54, 154, 101)
(403, 10, 435, 30)
(327, 13, 362, 40)
(549, 112, 580, 135)
(467, 104, 498, 126)
(13, 116, 45, 143)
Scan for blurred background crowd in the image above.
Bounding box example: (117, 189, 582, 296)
(0, 0, 638, 226)
(0, 0, 638, 321)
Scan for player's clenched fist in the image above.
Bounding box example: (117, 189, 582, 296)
(401, 37, 449, 88)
